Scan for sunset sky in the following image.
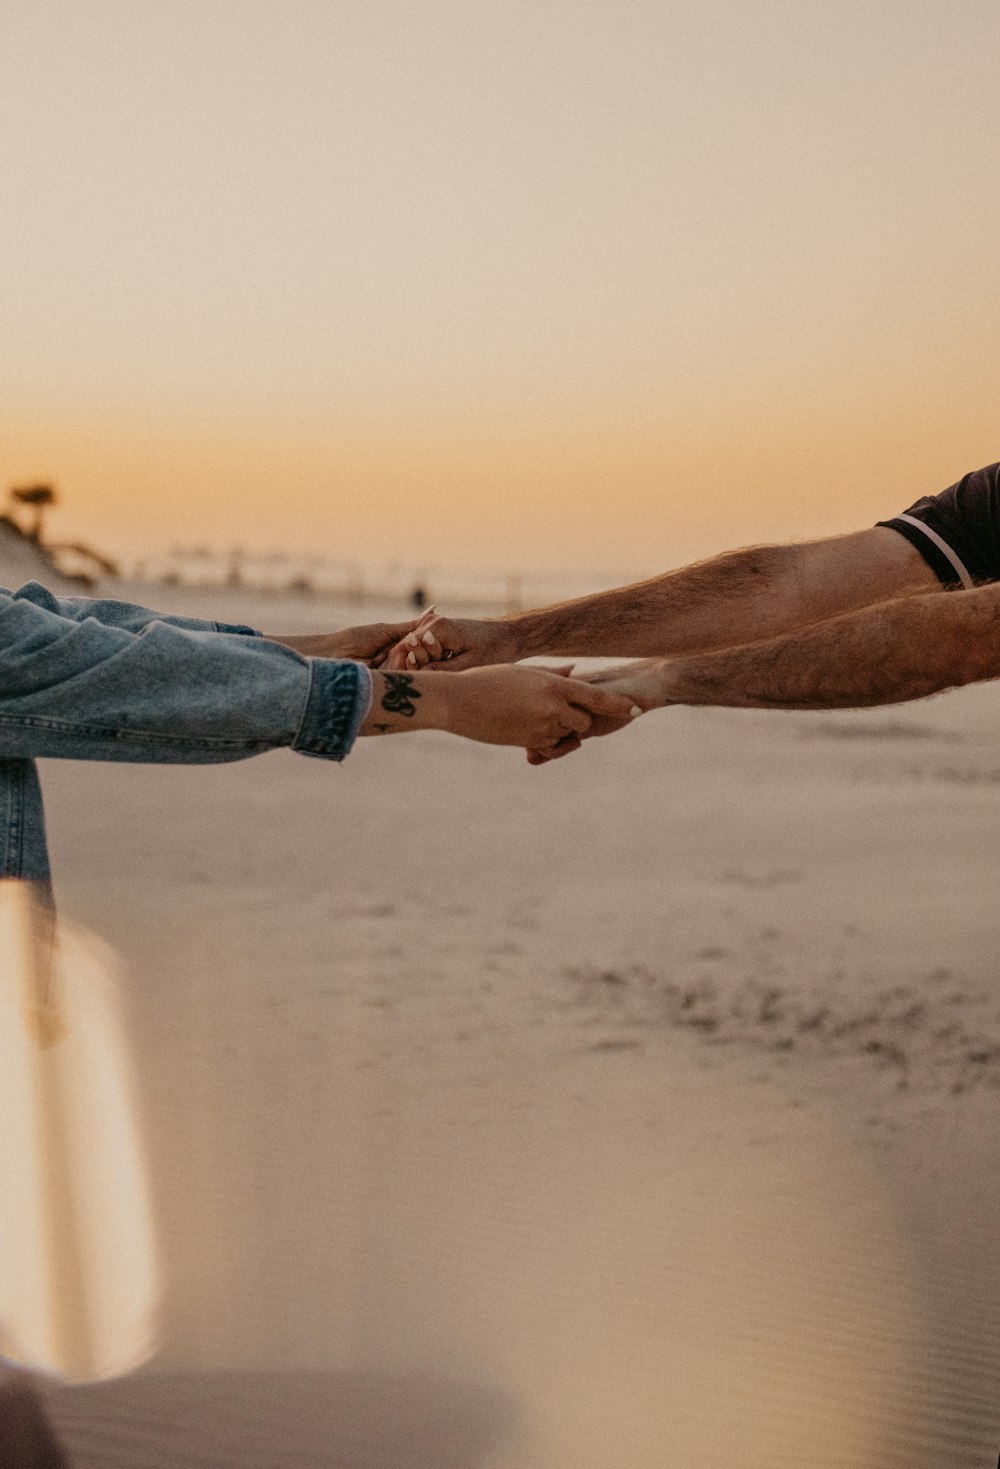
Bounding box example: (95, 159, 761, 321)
(2, 0, 999, 577)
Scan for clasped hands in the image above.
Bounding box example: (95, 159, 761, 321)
(294, 608, 663, 763)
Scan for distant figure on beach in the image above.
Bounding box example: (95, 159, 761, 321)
(382, 461, 1000, 761)
(0, 583, 641, 886)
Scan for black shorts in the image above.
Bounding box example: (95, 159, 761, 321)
(877, 463, 1000, 588)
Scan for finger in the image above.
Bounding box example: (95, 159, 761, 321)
(392, 627, 436, 668)
(419, 630, 445, 660)
(549, 733, 583, 759)
(548, 746, 582, 761)
(535, 664, 575, 679)
(556, 703, 593, 739)
(390, 616, 426, 640)
(382, 642, 412, 671)
(403, 643, 434, 669)
(381, 609, 441, 669)
(364, 628, 417, 668)
(429, 649, 478, 671)
(527, 742, 559, 763)
(360, 617, 425, 660)
(529, 733, 582, 763)
(581, 716, 632, 741)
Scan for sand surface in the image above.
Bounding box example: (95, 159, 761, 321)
(5, 586, 1000, 1465)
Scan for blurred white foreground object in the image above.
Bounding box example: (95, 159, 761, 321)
(0, 881, 159, 1382)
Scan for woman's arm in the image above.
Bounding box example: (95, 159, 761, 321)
(0, 591, 639, 767)
(9, 581, 260, 638)
(0, 590, 368, 765)
(11, 580, 433, 667)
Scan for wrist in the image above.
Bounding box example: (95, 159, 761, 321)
(500, 612, 544, 659)
(649, 658, 683, 706)
(360, 669, 458, 736)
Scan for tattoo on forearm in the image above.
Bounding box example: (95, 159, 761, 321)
(381, 672, 422, 718)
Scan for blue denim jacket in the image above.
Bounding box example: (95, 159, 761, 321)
(0, 582, 372, 882)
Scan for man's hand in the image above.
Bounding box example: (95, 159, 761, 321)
(524, 661, 664, 764)
(360, 664, 644, 756)
(382, 614, 519, 672)
(264, 613, 434, 667)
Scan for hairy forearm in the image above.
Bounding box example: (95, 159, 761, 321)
(652, 587, 995, 711)
(502, 530, 937, 660)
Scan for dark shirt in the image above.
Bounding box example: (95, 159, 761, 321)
(878, 462, 1000, 588)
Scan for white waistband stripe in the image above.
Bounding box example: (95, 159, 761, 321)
(895, 514, 974, 590)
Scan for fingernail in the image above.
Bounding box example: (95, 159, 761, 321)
(630, 705, 643, 718)
(421, 632, 436, 647)
(406, 652, 417, 667)
(406, 634, 419, 647)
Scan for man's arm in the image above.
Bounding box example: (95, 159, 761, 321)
(383, 528, 940, 669)
(599, 580, 1000, 713)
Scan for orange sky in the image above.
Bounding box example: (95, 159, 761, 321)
(2, 0, 999, 577)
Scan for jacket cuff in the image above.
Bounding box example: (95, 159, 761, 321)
(292, 659, 372, 762)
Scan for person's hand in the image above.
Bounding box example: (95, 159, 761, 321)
(448, 665, 644, 752)
(324, 616, 433, 666)
(265, 611, 437, 667)
(524, 660, 665, 763)
(382, 614, 519, 672)
(360, 663, 645, 755)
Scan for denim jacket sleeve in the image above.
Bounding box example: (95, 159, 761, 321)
(9, 580, 261, 638)
(0, 586, 373, 880)
(0, 586, 372, 767)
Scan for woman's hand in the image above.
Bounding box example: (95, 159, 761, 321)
(524, 660, 666, 763)
(265, 611, 437, 667)
(360, 664, 644, 755)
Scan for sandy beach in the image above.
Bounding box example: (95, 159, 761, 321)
(11, 584, 1000, 1466)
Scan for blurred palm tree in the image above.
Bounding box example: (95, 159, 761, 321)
(3, 483, 120, 585)
(8, 484, 56, 544)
